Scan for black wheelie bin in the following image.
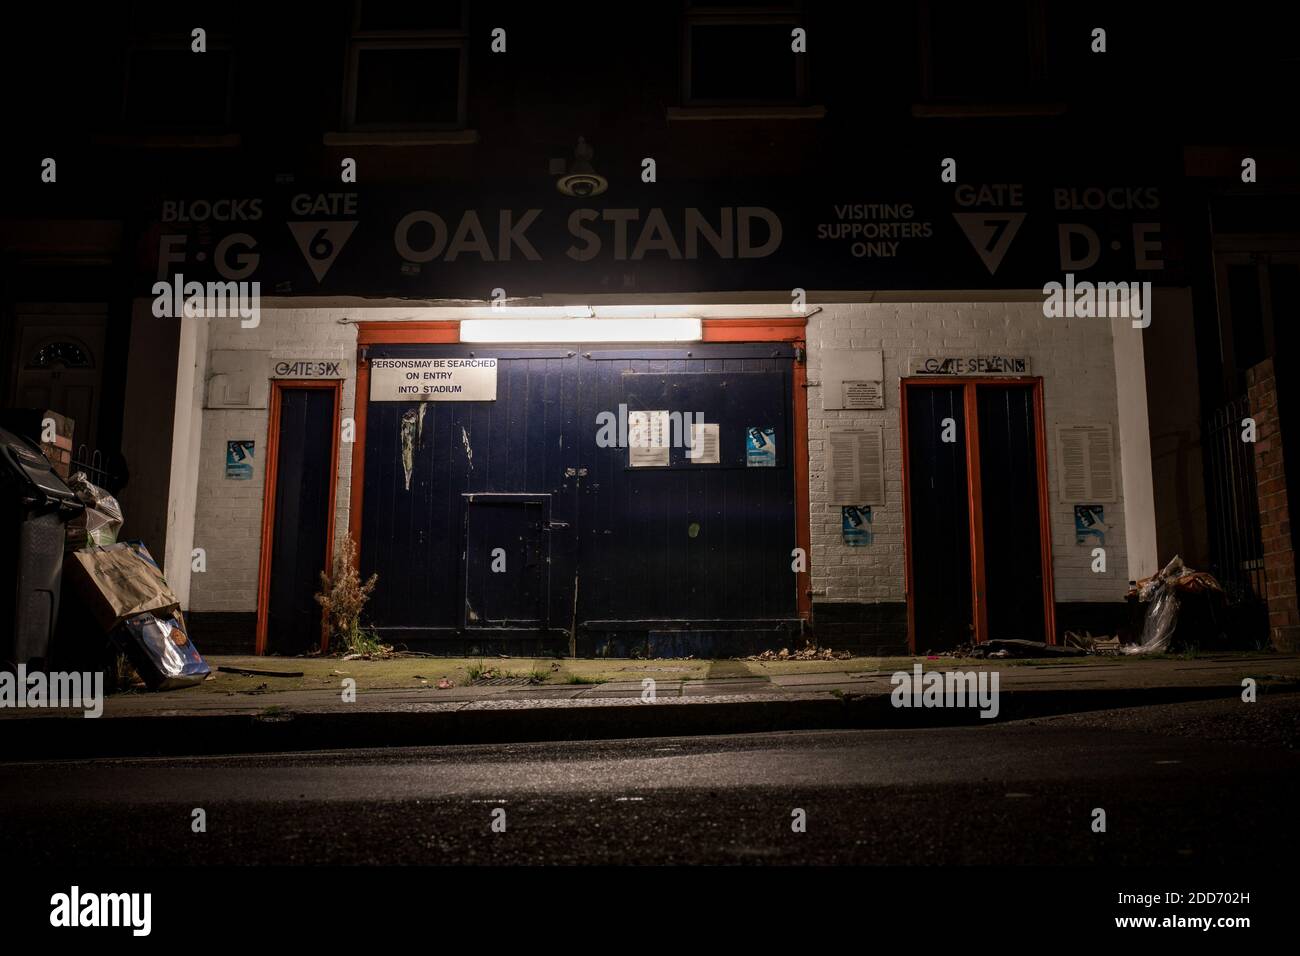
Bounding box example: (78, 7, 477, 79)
(0, 425, 83, 671)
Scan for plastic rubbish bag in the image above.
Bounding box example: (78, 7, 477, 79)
(66, 505, 118, 548)
(1123, 555, 1223, 655)
(65, 471, 123, 548)
(112, 609, 209, 691)
(1124, 584, 1180, 655)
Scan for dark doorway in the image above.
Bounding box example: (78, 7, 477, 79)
(259, 383, 340, 655)
(903, 378, 1054, 651)
(904, 384, 972, 652)
(976, 384, 1048, 641)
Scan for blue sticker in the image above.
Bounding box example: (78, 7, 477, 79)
(842, 506, 873, 546)
(226, 439, 254, 480)
(1074, 504, 1106, 545)
(746, 426, 776, 467)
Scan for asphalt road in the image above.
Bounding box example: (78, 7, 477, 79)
(2, 696, 1298, 865)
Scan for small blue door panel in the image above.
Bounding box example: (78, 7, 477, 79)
(463, 494, 550, 627)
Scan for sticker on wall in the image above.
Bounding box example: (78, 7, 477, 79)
(746, 427, 776, 467)
(1074, 504, 1107, 546)
(842, 506, 873, 546)
(628, 410, 670, 467)
(688, 423, 720, 464)
(225, 440, 254, 480)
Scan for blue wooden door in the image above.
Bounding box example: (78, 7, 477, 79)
(904, 384, 973, 652)
(360, 343, 798, 654)
(267, 388, 335, 654)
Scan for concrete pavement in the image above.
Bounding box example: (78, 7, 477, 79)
(13, 652, 1300, 716)
(1, 654, 1297, 759)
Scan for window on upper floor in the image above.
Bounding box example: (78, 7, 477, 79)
(343, 0, 468, 130)
(122, 0, 234, 129)
(681, 2, 809, 106)
(917, 0, 1051, 110)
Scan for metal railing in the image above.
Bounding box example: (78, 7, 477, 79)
(1203, 396, 1266, 604)
(70, 445, 118, 492)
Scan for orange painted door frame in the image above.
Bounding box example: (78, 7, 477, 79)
(900, 376, 1056, 652)
(255, 379, 343, 655)
(348, 318, 812, 623)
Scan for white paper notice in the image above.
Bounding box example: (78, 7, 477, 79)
(688, 423, 720, 463)
(827, 428, 885, 504)
(628, 410, 670, 467)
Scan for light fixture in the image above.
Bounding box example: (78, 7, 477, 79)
(555, 136, 608, 198)
(460, 318, 702, 343)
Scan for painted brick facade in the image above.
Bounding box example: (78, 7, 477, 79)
(805, 300, 1130, 606)
(1247, 358, 1300, 652)
(189, 309, 357, 613)
(189, 302, 1132, 618)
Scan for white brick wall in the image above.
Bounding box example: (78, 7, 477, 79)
(189, 302, 1130, 613)
(807, 301, 1129, 604)
(189, 309, 357, 612)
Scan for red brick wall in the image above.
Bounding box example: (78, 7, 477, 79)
(38, 410, 74, 481)
(1247, 358, 1299, 652)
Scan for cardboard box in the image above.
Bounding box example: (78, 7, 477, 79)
(64, 543, 180, 633)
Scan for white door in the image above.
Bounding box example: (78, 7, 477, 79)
(10, 305, 108, 457)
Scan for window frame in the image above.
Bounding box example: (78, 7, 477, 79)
(680, 3, 809, 107)
(1212, 242, 1300, 395)
(916, 0, 1050, 109)
(342, 0, 469, 132)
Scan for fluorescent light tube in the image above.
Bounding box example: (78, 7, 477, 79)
(459, 318, 702, 343)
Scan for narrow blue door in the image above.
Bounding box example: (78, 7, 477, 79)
(267, 388, 334, 654)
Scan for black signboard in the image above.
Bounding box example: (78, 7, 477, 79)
(140, 178, 1184, 298)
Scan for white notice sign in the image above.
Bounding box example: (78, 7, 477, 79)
(842, 380, 884, 409)
(370, 358, 498, 401)
(628, 410, 670, 467)
(1054, 424, 1117, 502)
(688, 423, 720, 464)
(822, 349, 884, 411)
(827, 428, 885, 504)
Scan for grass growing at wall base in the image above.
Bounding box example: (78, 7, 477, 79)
(175, 651, 1277, 696)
